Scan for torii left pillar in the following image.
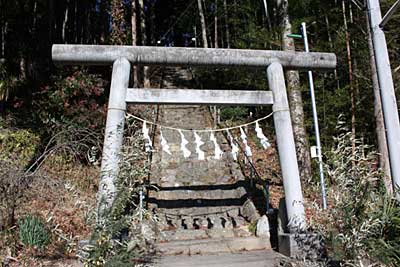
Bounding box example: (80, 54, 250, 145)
(97, 58, 131, 224)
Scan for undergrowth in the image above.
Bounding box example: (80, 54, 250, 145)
(84, 120, 156, 267)
(18, 215, 50, 249)
(309, 125, 400, 266)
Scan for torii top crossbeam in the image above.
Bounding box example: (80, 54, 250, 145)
(52, 45, 336, 70)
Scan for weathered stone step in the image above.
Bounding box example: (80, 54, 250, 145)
(158, 227, 254, 242)
(153, 250, 286, 267)
(153, 199, 259, 233)
(156, 236, 271, 256)
(153, 206, 243, 216)
(149, 187, 247, 200)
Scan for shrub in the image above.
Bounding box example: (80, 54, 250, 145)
(317, 128, 400, 266)
(19, 215, 50, 249)
(220, 106, 249, 121)
(0, 129, 40, 165)
(0, 160, 32, 230)
(36, 69, 107, 130)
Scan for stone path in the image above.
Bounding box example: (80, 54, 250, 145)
(153, 250, 285, 267)
(146, 68, 281, 264)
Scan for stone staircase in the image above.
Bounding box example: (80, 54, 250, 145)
(147, 68, 272, 257)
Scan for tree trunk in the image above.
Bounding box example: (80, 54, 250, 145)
(74, 0, 78, 43)
(32, 0, 38, 34)
(138, 0, 150, 87)
(366, 12, 392, 193)
(111, 0, 126, 44)
(262, 0, 272, 30)
(19, 54, 26, 81)
(1, 22, 4, 59)
(149, 1, 156, 45)
(213, 1, 219, 126)
(48, 0, 54, 44)
(214, 1, 218, 48)
(324, 14, 339, 90)
(131, 0, 138, 87)
(342, 0, 356, 159)
(85, 1, 92, 43)
(62, 0, 70, 43)
(223, 0, 230, 48)
(197, 0, 208, 48)
(1, 1, 6, 59)
(278, 0, 312, 183)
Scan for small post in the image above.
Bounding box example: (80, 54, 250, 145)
(193, 26, 197, 47)
(267, 62, 306, 231)
(97, 58, 131, 223)
(301, 22, 327, 210)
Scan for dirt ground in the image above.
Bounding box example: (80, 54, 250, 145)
(0, 158, 98, 267)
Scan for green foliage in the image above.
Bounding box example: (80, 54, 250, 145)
(18, 215, 50, 249)
(247, 220, 257, 234)
(0, 129, 40, 165)
(220, 106, 248, 121)
(319, 124, 400, 266)
(37, 70, 107, 130)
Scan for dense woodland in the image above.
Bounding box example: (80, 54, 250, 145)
(2, 0, 400, 171)
(0, 0, 399, 142)
(1, 0, 400, 266)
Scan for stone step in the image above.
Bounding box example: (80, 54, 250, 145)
(153, 250, 286, 267)
(154, 209, 251, 232)
(158, 227, 254, 242)
(156, 236, 271, 256)
(149, 187, 247, 200)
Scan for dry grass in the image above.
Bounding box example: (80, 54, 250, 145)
(0, 155, 98, 267)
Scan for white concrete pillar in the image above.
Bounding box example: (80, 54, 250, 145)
(267, 62, 306, 232)
(97, 58, 131, 223)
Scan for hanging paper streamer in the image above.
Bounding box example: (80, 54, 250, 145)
(160, 129, 172, 155)
(142, 121, 153, 152)
(210, 132, 223, 160)
(240, 127, 252, 157)
(255, 121, 271, 149)
(194, 132, 205, 160)
(226, 130, 239, 161)
(178, 130, 191, 158)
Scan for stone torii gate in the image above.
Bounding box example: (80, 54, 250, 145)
(52, 45, 336, 233)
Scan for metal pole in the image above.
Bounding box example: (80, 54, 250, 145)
(367, 0, 400, 198)
(379, 0, 400, 28)
(97, 58, 131, 223)
(268, 62, 306, 232)
(301, 22, 327, 210)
